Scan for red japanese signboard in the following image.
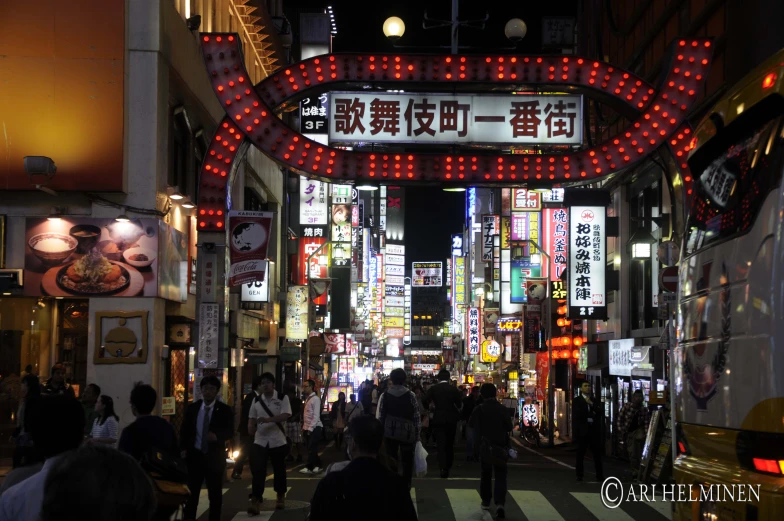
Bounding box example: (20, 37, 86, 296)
(329, 93, 582, 145)
(298, 236, 327, 305)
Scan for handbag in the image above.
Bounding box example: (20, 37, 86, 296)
(257, 393, 287, 437)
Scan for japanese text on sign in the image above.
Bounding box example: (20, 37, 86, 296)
(329, 93, 583, 145)
(569, 206, 606, 318)
(299, 177, 328, 225)
(544, 208, 568, 279)
(198, 304, 219, 368)
(468, 307, 480, 355)
(482, 215, 500, 262)
(512, 189, 542, 211)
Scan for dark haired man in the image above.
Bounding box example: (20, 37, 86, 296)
(232, 374, 263, 480)
(81, 383, 101, 436)
(300, 378, 323, 474)
(181, 376, 234, 521)
(618, 389, 651, 481)
(118, 383, 178, 461)
(247, 372, 291, 514)
(0, 395, 85, 520)
(309, 415, 417, 521)
(42, 363, 74, 398)
(424, 369, 462, 478)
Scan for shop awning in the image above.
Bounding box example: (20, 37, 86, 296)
(585, 363, 609, 376)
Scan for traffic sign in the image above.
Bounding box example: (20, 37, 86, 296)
(659, 267, 679, 292)
(657, 241, 680, 266)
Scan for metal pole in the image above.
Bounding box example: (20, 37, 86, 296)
(451, 0, 459, 54)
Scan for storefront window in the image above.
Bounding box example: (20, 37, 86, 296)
(0, 297, 54, 378)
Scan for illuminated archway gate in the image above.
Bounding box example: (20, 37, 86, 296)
(196, 34, 713, 231)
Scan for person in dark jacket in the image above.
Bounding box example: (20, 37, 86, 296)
(462, 386, 480, 461)
(423, 369, 462, 478)
(232, 375, 262, 479)
(41, 363, 75, 398)
(117, 383, 179, 521)
(469, 383, 513, 519)
(572, 380, 605, 482)
(376, 368, 421, 489)
(180, 376, 234, 521)
(309, 415, 417, 521)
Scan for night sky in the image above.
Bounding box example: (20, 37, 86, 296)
(284, 0, 578, 261)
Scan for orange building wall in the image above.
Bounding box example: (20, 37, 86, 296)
(0, 0, 125, 191)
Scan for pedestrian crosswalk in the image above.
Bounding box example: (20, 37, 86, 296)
(199, 485, 670, 521)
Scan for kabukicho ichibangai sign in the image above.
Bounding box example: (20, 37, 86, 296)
(565, 189, 609, 319)
(329, 93, 582, 146)
(228, 211, 273, 287)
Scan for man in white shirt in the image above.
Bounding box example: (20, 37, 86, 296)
(300, 378, 324, 474)
(247, 372, 291, 514)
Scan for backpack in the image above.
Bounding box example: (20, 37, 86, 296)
(382, 392, 417, 444)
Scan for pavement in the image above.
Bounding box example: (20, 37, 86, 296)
(191, 434, 672, 521)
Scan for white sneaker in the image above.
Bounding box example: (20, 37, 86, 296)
(299, 468, 313, 474)
(311, 466, 323, 474)
(480, 503, 491, 511)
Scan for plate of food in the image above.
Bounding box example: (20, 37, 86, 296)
(122, 247, 156, 268)
(54, 250, 133, 295)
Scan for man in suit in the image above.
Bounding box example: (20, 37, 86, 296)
(232, 375, 262, 479)
(181, 375, 234, 521)
(572, 380, 605, 482)
(423, 369, 463, 478)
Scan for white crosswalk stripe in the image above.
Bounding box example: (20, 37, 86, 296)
(445, 489, 492, 521)
(571, 492, 635, 521)
(508, 490, 565, 521)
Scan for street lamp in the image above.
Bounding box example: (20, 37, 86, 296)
(504, 18, 527, 42)
(628, 227, 656, 259)
(512, 238, 556, 448)
(382, 16, 405, 41)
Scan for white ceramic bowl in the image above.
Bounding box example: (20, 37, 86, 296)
(122, 247, 156, 268)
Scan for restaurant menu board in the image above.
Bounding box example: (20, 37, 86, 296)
(649, 411, 673, 484)
(639, 409, 662, 482)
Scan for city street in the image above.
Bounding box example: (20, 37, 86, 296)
(196, 438, 671, 521)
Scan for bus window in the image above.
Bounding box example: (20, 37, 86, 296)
(684, 117, 784, 256)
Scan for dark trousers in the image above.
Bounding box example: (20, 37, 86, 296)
(480, 460, 508, 506)
(304, 426, 323, 470)
(184, 450, 225, 521)
(250, 443, 287, 500)
(385, 438, 415, 489)
(575, 432, 604, 480)
(434, 422, 458, 471)
(232, 435, 253, 475)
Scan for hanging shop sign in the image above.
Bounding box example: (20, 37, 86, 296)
(454, 256, 466, 305)
(543, 208, 568, 280)
(198, 303, 219, 368)
(568, 204, 607, 319)
(386, 244, 405, 255)
(228, 211, 273, 287)
(481, 339, 501, 363)
(324, 333, 346, 354)
(386, 254, 406, 266)
(386, 275, 405, 286)
(329, 93, 582, 146)
(412, 261, 442, 287)
(551, 280, 567, 300)
(386, 264, 405, 276)
(467, 307, 480, 355)
(482, 215, 500, 262)
(500, 217, 511, 249)
(524, 316, 541, 353)
(412, 363, 441, 373)
(299, 177, 328, 225)
(451, 234, 463, 257)
(384, 316, 405, 328)
(510, 213, 528, 241)
(540, 188, 565, 203)
(285, 285, 309, 341)
(497, 317, 522, 332)
(332, 184, 352, 205)
(240, 261, 270, 302)
(609, 338, 648, 377)
(525, 278, 548, 314)
(512, 189, 542, 211)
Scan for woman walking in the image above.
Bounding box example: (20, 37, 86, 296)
(87, 395, 120, 446)
(331, 392, 347, 449)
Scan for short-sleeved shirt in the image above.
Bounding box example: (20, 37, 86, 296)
(249, 392, 291, 448)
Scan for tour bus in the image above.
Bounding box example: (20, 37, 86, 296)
(673, 49, 784, 520)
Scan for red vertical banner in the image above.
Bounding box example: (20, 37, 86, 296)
(542, 208, 569, 280)
(299, 237, 327, 304)
(535, 352, 550, 402)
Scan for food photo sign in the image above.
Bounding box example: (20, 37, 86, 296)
(24, 218, 186, 300)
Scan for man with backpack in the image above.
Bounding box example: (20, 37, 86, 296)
(247, 372, 291, 514)
(359, 379, 374, 415)
(376, 368, 421, 489)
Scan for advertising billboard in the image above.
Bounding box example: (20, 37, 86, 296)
(412, 261, 442, 287)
